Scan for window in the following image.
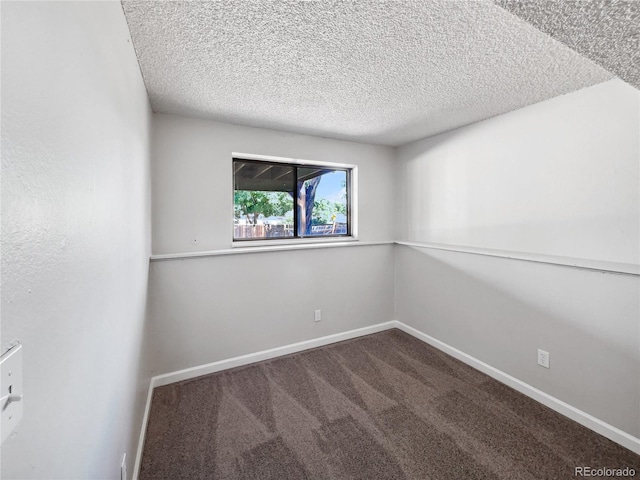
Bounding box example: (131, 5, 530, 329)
(233, 156, 353, 241)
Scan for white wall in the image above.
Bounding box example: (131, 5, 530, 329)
(396, 247, 639, 437)
(2, 3, 636, 476)
(152, 114, 395, 254)
(395, 79, 640, 438)
(149, 114, 396, 375)
(150, 246, 394, 374)
(397, 79, 639, 265)
(1, 2, 152, 479)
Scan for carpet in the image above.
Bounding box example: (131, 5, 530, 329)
(140, 329, 640, 479)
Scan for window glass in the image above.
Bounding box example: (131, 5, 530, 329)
(233, 159, 351, 241)
(298, 168, 347, 237)
(234, 161, 295, 239)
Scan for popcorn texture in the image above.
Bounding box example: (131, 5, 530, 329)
(495, 0, 639, 90)
(122, 1, 612, 146)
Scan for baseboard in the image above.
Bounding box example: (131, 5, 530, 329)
(152, 321, 397, 387)
(395, 321, 640, 455)
(133, 319, 639, 479)
(132, 320, 397, 479)
(132, 381, 155, 480)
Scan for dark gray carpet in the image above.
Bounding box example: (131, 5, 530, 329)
(140, 329, 640, 479)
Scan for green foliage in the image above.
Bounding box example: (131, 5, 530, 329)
(311, 198, 347, 225)
(234, 184, 345, 229)
(234, 191, 292, 224)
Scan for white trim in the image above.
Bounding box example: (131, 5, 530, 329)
(150, 240, 392, 261)
(132, 381, 155, 480)
(394, 321, 640, 455)
(132, 321, 397, 479)
(232, 236, 358, 249)
(232, 151, 357, 170)
(396, 241, 639, 276)
(231, 153, 359, 250)
(153, 321, 396, 387)
(151, 241, 640, 275)
(133, 320, 640, 478)
(349, 165, 358, 239)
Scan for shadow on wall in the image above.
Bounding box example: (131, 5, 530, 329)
(395, 245, 640, 438)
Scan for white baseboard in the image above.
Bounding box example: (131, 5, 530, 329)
(132, 381, 155, 480)
(394, 321, 640, 455)
(132, 321, 397, 479)
(133, 319, 639, 479)
(152, 321, 397, 387)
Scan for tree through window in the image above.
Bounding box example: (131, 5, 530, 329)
(233, 158, 351, 241)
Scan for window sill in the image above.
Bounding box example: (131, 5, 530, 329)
(231, 236, 356, 248)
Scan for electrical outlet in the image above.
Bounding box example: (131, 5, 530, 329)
(537, 349, 550, 368)
(314, 310, 322, 322)
(121, 454, 127, 480)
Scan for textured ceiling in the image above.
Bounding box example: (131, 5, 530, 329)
(495, 0, 639, 90)
(122, 1, 612, 147)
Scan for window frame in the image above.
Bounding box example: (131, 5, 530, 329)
(232, 152, 358, 246)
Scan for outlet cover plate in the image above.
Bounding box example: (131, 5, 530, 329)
(537, 349, 550, 369)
